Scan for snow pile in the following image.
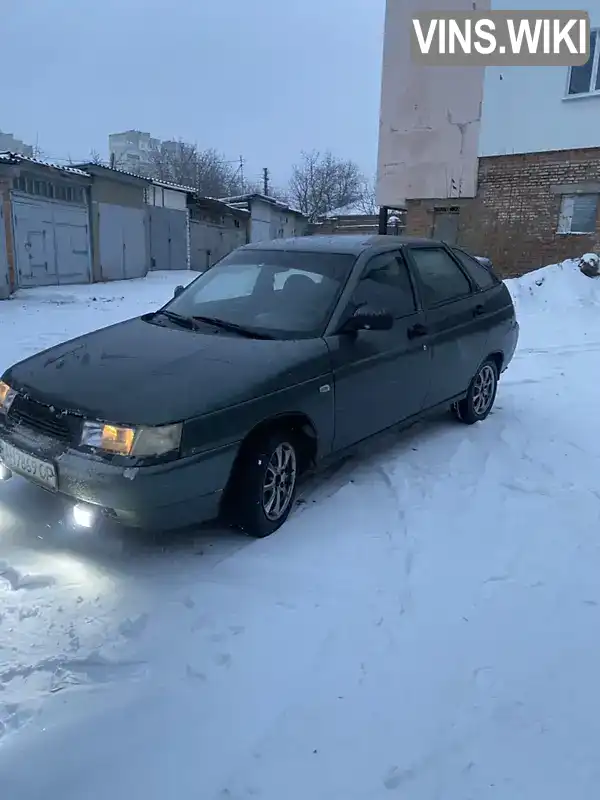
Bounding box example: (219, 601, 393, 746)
(506, 257, 600, 313)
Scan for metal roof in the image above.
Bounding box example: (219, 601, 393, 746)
(73, 161, 150, 184)
(220, 192, 305, 217)
(0, 151, 90, 177)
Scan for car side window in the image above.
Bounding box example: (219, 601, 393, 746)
(451, 248, 498, 290)
(408, 247, 472, 307)
(352, 251, 417, 318)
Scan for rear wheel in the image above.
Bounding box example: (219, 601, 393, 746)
(452, 359, 498, 425)
(229, 432, 299, 537)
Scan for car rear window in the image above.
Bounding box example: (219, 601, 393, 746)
(451, 248, 499, 290)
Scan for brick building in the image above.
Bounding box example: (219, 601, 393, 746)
(405, 148, 600, 277)
(377, 0, 600, 277)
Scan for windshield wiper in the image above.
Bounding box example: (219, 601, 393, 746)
(191, 316, 274, 340)
(155, 310, 199, 329)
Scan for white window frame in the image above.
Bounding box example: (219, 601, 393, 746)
(565, 29, 600, 98)
(557, 194, 599, 235)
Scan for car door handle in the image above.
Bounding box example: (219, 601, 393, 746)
(407, 323, 428, 339)
(473, 304, 485, 317)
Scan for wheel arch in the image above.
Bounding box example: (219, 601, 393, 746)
(487, 351, 504, 373)
(223, 411, 318, 506)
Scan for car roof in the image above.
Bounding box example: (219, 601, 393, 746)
(239, 234, 445, 256)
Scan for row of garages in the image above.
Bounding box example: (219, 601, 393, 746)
(0, 155, 251, 298)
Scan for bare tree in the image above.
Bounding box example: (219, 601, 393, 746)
(288, 150, 363, 221)
(88, 149, 106, 165)
(144, 140, 244, 197)
(356, 175, 378, 215)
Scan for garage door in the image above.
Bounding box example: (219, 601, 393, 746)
(148, 206, 188, 270)
(12, 195, 92, 288)
(98, 203, 147, 281)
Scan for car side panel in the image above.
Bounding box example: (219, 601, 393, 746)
(420, 295, 491, 406)
(325, 313, 431, 450)
(403, 244, 518, 408)
(181, 369, 336, 462)
(483, 283, 519, 369)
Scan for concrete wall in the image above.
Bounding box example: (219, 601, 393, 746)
(190, 218, 246, 270)
(377, 0, 488, 206)
(405, 147, 600, 277)
(480, 0, 600, 156)
(146, 184, 188, 210)
(309, 214, 386, 236)
(249, 198, 307, 242)
(1, 179, 15, 297)
(0, 198, 9, 298)
(90, 177, 146, 208)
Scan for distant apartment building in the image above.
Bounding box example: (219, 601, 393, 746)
(0, 130, 34, 157)
(108, 130, 160, 173)
(108, 131, 191, 174)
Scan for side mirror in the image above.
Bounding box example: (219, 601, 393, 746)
(341, 306, 394, 333)
(475, 256, 492, 269)
(173, 284, 185, 298)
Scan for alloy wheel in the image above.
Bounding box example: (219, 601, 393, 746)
(262, 442, 297, 521)
(472, 364, 496, 415)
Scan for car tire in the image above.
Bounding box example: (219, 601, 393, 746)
(452, 359, 499, 425)
(230, 431, 299, 538)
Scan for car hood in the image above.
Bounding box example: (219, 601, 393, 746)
(3, 316, 332, 425)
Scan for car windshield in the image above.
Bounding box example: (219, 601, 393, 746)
(163, 248, 356, 339)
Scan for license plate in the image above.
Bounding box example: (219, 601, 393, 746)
(0, 441, 57, 490)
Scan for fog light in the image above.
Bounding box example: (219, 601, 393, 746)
(0, 463, 12, 481)
(72, 502, 96, 528)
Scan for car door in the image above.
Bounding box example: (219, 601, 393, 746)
(326, 249, 432, 451)
(405, 245, 491, 407)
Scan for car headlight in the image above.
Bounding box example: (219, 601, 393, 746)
(0, 381, 16, 414)
(80, 421, 182, 457)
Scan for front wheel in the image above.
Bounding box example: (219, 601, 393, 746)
(229, 433, 299, 537)
(452, 359, 498, 425)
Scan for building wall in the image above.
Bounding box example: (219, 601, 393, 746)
(108, 130, 159, 174)
(90, 178, 146, 207)
(248, 200, 271, 242)
(190, 218, 246, 271)
(309, 214, 385, 236)
(0, 192, 9, 298)
(279, 210, 307, 238)
(405, 148, 600, 277)
(0, 131, 33, 158)
(480, 0, 600, 156)
(249, 199, 307, 242)
(377, 0, 488, 206)
(145, 184, 188, 210)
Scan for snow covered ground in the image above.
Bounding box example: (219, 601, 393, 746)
(1, 261, 600, 799)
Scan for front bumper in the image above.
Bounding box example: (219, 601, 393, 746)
(0, 419, 240, 531)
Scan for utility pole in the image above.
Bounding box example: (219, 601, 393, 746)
(109, 152, 116, 168)
(262, 167, 270, 196)
(239, 155, 245, 192)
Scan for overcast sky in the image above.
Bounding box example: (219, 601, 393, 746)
(5, 0, 385, 188)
